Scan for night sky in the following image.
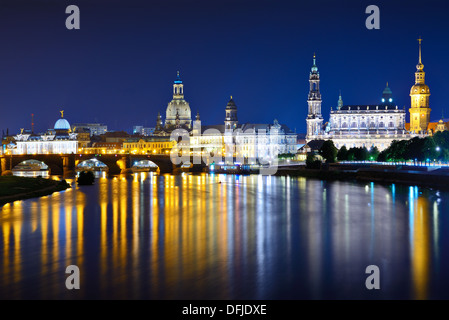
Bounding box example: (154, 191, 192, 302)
(0, 0, 448, 135)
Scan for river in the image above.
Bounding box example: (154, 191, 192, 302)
(0, 173, 448, 299)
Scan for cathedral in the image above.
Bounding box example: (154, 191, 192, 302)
(306, 39, 434, 151)
(154, 71, 192, 135)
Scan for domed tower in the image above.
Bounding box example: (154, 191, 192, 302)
(409, 38, 431, 133)
(54, 110, 71, 135)
(164, 71, 192, 130)
(224, 96, 238, 130)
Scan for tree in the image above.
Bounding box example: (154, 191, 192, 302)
(337, 146, 348, 161)
(319, 140, 338, 163)
(369, 146, 380, 161)
(355, 147, 369, 161)
(306, 154, 322, 169)
(441, 149, 449, 162)
(406, 137, 427, 162)
(422, 137, 438, 161)
(377, 150, 387, 162)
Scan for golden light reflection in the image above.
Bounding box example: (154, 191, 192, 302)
(0, 173, 444, 299)
(411, 194, 430, 300)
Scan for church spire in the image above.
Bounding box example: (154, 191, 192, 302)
(311, 53, 318, 74)
(418, 37, 422, 64)
(337, 91, 343, 110)
(416, 37, 425, 75)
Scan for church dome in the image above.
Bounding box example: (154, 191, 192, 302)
(54, 118, 70, 130)
(410, 83, 430, 95)
(54, 111, 71, 130)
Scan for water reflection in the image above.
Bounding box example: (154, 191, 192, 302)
(0, 173, 447, 299)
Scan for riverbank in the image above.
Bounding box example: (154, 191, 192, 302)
(0, 176, 70, 206)
(275, 163, 449, 189)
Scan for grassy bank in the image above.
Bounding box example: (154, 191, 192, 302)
(0, 176, 70, 206)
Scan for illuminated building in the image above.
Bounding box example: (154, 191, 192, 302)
(154, 71, 192, 135)
(305, 51, 418, 151)
(11, 111, 78, 155)
(409, 38, 431, 134)
(327, 84, 410, 150)
(122, 136, 176, 154)
(89, 142, 123, 154)
(189, 97, 298, 163)
(133, 126, 155, 136)
(152, 73, 297, 162)
(72, 123, 108, 137)
(74, 127, 91, 149)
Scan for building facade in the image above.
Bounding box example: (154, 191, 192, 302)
(328, 84, 410, 150)
(304, 40, 433, 151)
(11, 112, 78, 155)
(122, 136, 176, 155)
(72, 123, 108, 137)
(190, 97, 298, 163)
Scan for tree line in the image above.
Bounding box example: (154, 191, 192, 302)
(306, 130, 449, 168)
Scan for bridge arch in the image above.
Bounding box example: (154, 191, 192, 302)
(12, 159, 50, 177)
(76, 158, 109, 172)
(131, 159, 159, 173)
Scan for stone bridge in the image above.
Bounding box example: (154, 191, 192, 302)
(0, 153, 207, 175)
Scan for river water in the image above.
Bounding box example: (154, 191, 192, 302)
(0, 173, 448, 299)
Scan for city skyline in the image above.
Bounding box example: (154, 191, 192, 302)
(1, 0, 449, 135)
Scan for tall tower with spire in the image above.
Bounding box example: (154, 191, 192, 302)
(409, 38, 431, 133)
(306, 54, 324, 140)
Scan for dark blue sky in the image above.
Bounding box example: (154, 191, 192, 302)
(0, 0, 448, 134)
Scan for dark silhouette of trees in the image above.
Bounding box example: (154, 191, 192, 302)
(319, 140, 338, 163)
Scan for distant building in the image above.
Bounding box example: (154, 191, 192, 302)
(296, 140, 325, 161)
(74, 127, 91, 149)
(93, 131, 130, 144)
(327, 84, 409, 150)
(154, 72, 192, 135)
(304, 40, 436, 151)
(122, 136, 176, 155)
(72, 123, 108, 137)
(89, 142, 123, 154)
(190, 97, 298, 163)
(133, 126, 155, 136)
(12, 111, 78, 155)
